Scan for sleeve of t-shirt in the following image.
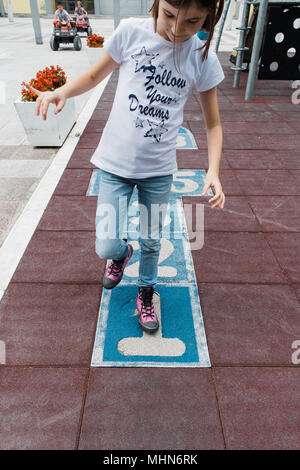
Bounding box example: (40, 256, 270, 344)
(194, 47, 225, 92)
(103, 18, 130, 65)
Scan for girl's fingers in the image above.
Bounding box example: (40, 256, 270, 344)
(210, 192, 224, 208)
(26, 84, 41, 96)
(41, 99, 50, 120)
(201, 185, 208, 196)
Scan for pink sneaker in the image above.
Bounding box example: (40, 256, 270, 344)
(137, 286, 159, 333)
(102, 244, 133, 289)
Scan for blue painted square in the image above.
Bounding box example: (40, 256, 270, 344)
(87, 169, 213, 198)
(91, 284, 210, 367)
(118, 236, 189, 284)
(170, 169, 213, 199)
(177, 127, 198, 149)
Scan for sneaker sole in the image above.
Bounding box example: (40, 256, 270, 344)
(102, 244, 133, 290)
(138, 318, 159, 334)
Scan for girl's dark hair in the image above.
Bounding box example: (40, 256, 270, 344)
(149, 0, 224, 66)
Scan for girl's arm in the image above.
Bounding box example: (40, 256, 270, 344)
(199, 86, 225, 209)
(62, 50, 120, 98)
(26, 50, 120, 120)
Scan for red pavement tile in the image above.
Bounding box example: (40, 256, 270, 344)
(184, 102, 203, 111)
(256, 134, 300, 150)
(293, 284, 300, 305)
(67, 148, 95, 169)
(214, 169, 244, 195)
(182, 111, 203, 121)
(249, 121, 296, 134)
(92, 109, 114, 120)
(0, 283, 100, 365)
(269, 103, 300, 112)
(223, 134, 300, 150)
(264, 233, 300, 283)
(11, 231, 105, 283)
(247, 196, 300, 232)
(191, 232, 286, 283)
(95, 101, 113, 110)
(193, 132, 207, 148)
(220, 122, 256, 134)
(276, 111, 300, 122)
(79, 368, 225, 450)
(97, 92, 116, 101)
(274, 151, 300, 170)
(223, 150, 285, 169)
(219, 110, 245, 122)
(199, 283, 300, 365)
(77, 132, 101, 149)
(223, 134, 266, 150)
(176, 149, 230, 169)
(187, 120, 205, 133)
(0, 368, 87, 450)
(237, 110, 283, 122)
(53, 169, 92, 196)
(183, 196, 260, 232)
(84, 120, 107, 133)
(234, 170, 299, 195)
(37, 196, 97, 231)
(214, 367, 300, 449)
(288, 121, 300, 134)
(230, 103, 280, 112)
(292, 170, 300, 185)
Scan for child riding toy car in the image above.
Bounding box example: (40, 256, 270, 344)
(50, 18, 82, 51)
(73, 1, 92, 36)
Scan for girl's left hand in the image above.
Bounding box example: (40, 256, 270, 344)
(201, 170, 225, 209)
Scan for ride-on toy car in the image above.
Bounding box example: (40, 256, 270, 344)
(72, 13, 92, 36)
(50, 19, 82, 51)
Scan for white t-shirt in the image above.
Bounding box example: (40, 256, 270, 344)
(90, 17, 224, 178)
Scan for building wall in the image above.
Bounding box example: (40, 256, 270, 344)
(3, 0, 47, 14)
(98, 0, 153, 15)
(3, 0, 155, 15)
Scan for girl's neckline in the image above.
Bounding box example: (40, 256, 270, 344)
(149, 17, 195, 47)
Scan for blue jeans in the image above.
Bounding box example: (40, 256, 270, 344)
(95, 169, 173, 287)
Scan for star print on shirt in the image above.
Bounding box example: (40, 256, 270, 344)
(157, 61, 166, 69)
(144, 119, 168, 143)
(134, 117, 145, 128)
(131, 46, 159, 72)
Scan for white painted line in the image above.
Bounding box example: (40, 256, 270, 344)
(0, 74, 111, 303)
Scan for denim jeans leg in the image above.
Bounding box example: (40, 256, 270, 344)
(136, 174, 173, 287)
(95, 170, 135, 261)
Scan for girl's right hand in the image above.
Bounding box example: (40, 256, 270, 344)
(25, 84, 67, 120)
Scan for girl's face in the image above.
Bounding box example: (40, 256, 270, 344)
(157, 0, 208, 42)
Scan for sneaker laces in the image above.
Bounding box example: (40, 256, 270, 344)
(107, 257, 125, 275)
(139, 287, 155, 320)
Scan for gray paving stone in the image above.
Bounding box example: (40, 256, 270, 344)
(0, 178, 38, 201)
(0, 200, 23, 244)
(3, 146, 57, 160)
(0, 160, 49, 178)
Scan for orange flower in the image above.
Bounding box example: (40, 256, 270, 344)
(21, 65, 67, 102)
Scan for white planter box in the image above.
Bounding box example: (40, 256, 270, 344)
(14, 97, 76, 147)
(86, 47, 105, 65)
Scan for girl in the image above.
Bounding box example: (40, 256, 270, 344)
(74, 1, 87, 18)
(26, 0, 226, 335)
